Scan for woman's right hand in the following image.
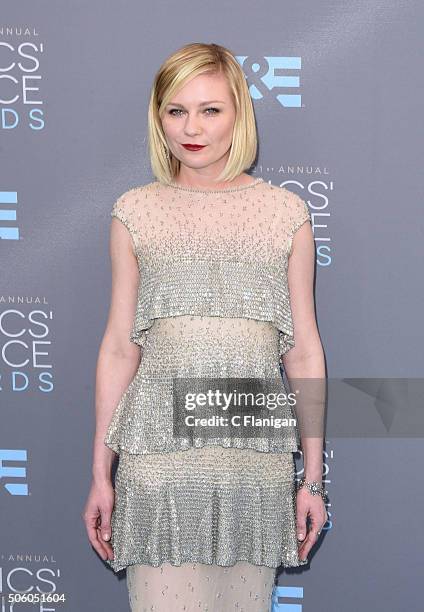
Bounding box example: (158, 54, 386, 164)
(82, 479, 115, 563)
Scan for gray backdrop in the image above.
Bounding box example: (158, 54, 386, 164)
(1, 1, 423, 610)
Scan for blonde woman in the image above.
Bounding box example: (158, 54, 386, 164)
(83, 42, 327, 611)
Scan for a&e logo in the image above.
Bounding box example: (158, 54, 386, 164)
(0, 449, 29, 495)
(236, 56, 302, 107)
(0, 191, 19, 240)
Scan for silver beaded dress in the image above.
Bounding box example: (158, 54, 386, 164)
(104, 177, 312, 611)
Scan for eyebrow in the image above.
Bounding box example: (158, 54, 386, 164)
(166, 100, 226, 108)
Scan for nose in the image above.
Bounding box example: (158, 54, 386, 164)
(183, 112, 202, 136)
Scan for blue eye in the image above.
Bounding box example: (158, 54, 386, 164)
(168, 107, 220, 116)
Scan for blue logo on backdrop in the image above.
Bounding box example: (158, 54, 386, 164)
(0, 191, 19, 239)
(271, 585, 304, 611)
(0, 449, 28, 495)
(236, 56, 302, 107)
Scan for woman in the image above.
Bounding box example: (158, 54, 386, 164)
(83, 42, 328, 612)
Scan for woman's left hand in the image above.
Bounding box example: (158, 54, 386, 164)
(295, 487, 328, 562)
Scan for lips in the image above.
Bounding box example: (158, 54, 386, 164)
(182, 144, 206, 151)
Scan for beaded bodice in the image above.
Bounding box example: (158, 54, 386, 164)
(104, 177, 312, 455)
(110, 177, 312, 358)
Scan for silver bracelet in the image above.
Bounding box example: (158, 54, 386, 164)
(296, 477, 329, 503)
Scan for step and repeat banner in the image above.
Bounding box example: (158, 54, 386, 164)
(1, 1, 422, 611)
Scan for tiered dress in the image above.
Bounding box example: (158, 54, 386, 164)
(104, 177, 312, 611)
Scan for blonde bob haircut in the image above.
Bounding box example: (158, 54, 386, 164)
(147, 42, 258, 185)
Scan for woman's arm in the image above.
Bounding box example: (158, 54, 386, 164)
(282, 218, 328, 560)
(83, 215, 141, 562)
(92, 217, 141, 485)
(282, 219, 326, 481)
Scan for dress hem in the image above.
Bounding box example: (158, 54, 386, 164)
(106, 555, 309, 574)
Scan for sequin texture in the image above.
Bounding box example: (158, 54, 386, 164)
(103, 178, 311, 580)
(104, 178, 312, 456)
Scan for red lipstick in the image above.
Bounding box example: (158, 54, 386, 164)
(182, 144, 206, 151)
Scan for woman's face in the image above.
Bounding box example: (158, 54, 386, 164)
(161, 72, 236, 178)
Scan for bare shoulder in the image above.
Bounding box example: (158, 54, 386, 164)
(259, 180, 311, 224)
(110, 182, 157, 252)
(114, 180, 156, 204)
(261, 180, 307, 204)
(111, 181, 157, 217)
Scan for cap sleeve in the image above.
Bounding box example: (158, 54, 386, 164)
(286, 191, 312, 257)
(110, 191, 139, 255)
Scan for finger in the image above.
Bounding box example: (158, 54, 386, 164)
(298, 523, 322, 561)
(96, 527, 114, 560)
(84, 514, 110, 561)
(98, 507, 114, 558)
(97, 506, 113, 558)
(298, 532, 314, 561)
(99, 511, 112, 543)
(89, 524, 110, 560)
(296, 511, 307, 542)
